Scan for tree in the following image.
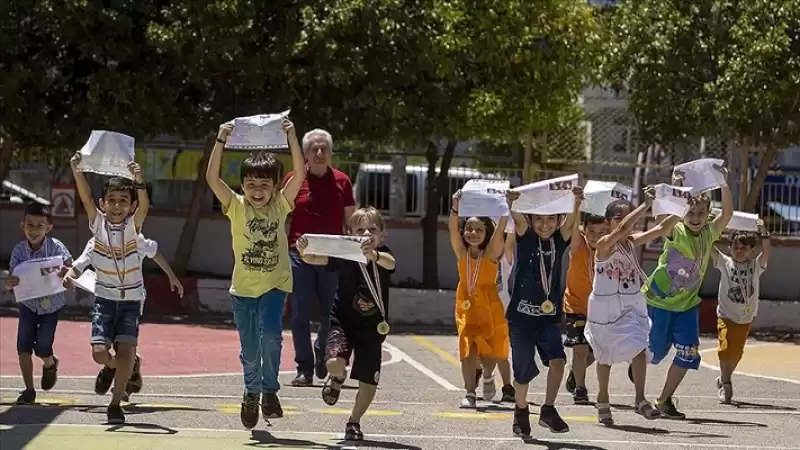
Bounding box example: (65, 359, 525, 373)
(606, 0, 800, 212)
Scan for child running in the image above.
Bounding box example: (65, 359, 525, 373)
(711, 222, 771, 404)
(643, 165, 733, 419)
(205, 117, 305, 429)
(506, 184, 582, 436)
(296, 207, 395, 441)
(70, 152, 150, 424)
(449, 190, 511, 408)
(563, 213, 607, 404)
(5, 203, 72, 404)
(585, 188, 676, 425)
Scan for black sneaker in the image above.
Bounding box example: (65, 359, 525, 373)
(240, 393, 260, 429)
(291, 372, 313, 387)
(15, 389, 36, 405)
(41, 357, 59, 391)
(513, 405, 531, 436)
(656, 397, 686, 420)
(314, 348, 327, 380)
(501, 384, 516, 403)
(94, 366, 116, 395)
(573, 386, 590, 405)
(127, 354, 143, 394)
(106, 405, 125, 424)
(538, 405, 569, 433)
(345, 422, 364, 441)
(565, 370, 576, 394)
(261, 393, 284, 419)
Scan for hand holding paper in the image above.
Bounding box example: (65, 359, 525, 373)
(673, 158, 728, 194)
(76, 130, 136, 179)
(300, 234, 370, 263)
(511, 174, 578, 215)
(458, 179, 511, 218)
(711, 208, 760, 231)
(11, 256, 67, 303)
(581, 180, 634, 217)
(652, 183, 692, 217)
(226, 110, 291, 150)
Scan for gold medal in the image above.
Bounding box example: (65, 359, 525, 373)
(377, 321, 390, 335)
(40, 297, 51, 309)
(541, 300, 555, 314)
(461, 300, 471, 310)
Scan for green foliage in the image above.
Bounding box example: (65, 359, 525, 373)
(606, 0, 800, 147)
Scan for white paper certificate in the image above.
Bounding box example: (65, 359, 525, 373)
(459, 179, 510, 218)
(303, 234, 370, 264)
(512, 174, 578, 215)
(673, 158, 727, 194)
(11, 256, 66, 303)
(73, 269, 97, 293)
(226, 110, 291, 150)
(712, 208, 760, 231)
(77, 130, 136, 179)
(652, 184, 692, 217)
(581, 180, 634, 217)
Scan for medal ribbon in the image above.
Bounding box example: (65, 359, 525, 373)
(467, 251, 483, 298)
(106, 221, 127, 297)
(538, 238, 555, 298)
(359, 261, 385, 320)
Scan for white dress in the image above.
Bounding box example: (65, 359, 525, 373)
(584, 241, 650, 365)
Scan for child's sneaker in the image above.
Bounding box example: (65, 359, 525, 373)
(344, 422, 364, 441)
(261, 393, 284, 419)
(565, 370, 576, 394)
(482, 376, 496, 401)
(240, 393, 260, 429)
(314, 348, 327, 380)
(655, 397, 686, 420)
(127, 354, 143, 394)
(501, 384, 515, 403)
(572, 386, 590, 405)
(538, 404, 569, 433)
(94, 366, 116, 395)
(41, 356, 59, 391)
(291, 372, 313, 387)
(512, 405, 531, 436)
(106, 404, 125, 424)
(459, 392, 477, 408)
(716, 377, 733, 404)
(15, 389, 36, 405)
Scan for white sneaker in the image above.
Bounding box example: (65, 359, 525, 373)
(716, 377, 733, 404)
(459, 393, 477, 408)
(482, 376, 497, 402)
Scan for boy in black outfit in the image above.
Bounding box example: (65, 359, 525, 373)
(296, 207, 396, 441)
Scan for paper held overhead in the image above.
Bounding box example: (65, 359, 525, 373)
(302, 234, 370, 264)
(652, 183, 692, 217)
(226, 110, 291, 150)
(581, 180, 634, 217)
(511, 174, 578, 215)
(76, 130, 136, 179)
(459, 179, 510, 218)
(711, 208, 760, 231)
(673, 158, 727, 194)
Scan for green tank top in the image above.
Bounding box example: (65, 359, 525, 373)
(643, 222, 721, 312)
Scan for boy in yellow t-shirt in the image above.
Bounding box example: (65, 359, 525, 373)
(206, 117, 306, 430)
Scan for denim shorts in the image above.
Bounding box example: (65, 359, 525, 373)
(17, 305, 59, 357)
(509, 320, 566, 384)
(90, 297, 142, 346)
(648, 305, 701, 370)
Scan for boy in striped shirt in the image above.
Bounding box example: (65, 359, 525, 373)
(69, 152, 149, 424)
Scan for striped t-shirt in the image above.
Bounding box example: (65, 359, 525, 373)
(89, 213, 144, 301)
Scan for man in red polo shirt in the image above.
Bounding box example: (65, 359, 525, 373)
(283, 128, 356, 386)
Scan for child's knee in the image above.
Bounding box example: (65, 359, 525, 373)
(92, 345, 112, 364)
(326, 357, 347, 373)
(672, 343, 701, 370)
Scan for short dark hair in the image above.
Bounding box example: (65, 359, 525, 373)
(102, 177, 135, 200)
(605, 199, 634, 220)
(730, 230, 757, 248)
(24, 202, 52, 221)
(459, 216, 496, 251)
(583, 213, 606, 226)
(240, 151, 282, 184)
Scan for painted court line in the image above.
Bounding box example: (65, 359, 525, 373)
(383, 341, 460, 391)
(2, 423, 797, 449)
(412, 335, 461, 366)
(698, 344, 800, 385)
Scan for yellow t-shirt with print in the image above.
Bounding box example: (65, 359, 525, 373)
(224, 192, 293, 297)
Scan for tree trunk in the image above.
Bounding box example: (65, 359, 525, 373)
(0, 136, 14, 184)
(421, 139, 457, 289)
(743, 146, 778, 213)
(172, 134, 216, 277)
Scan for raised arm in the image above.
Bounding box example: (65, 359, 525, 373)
(596, 186, 654, 258)
(503, 232, 516, 264)
(560, 185, 583, 241)
(279, 118, 306, 205)
(506, 189, 528, 237)
(486, 216, 510, 262)
(712, 164, 734, 236)
(757, 219, 771, 269)
(631, 214, 680, 247)
(205, 123, 235, 210)
(70, 152, 98, 224)
(448, 190, 467, 259)
(296, 234, 330, 266)
(129, 161, 149, 231)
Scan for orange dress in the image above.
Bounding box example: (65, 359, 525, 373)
(455, 255, 509, 361)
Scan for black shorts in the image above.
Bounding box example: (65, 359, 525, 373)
(563, 314, 591, 349)
(325, 326, 384, 386)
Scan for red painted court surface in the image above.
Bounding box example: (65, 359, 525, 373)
(0, 317, 389, 376)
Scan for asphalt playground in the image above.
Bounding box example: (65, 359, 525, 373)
(0, 317, 799, 450)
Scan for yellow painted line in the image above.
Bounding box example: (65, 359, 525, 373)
(215, 404, 301, 415)
(434, 411, 597, 423)
(126, 403, 194, 409)
(311, 408, 403, 416)
(412, 335, 461, 366)
(1, 397, 77, 406)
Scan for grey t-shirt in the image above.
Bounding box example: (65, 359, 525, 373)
(714, 250, 766, 324)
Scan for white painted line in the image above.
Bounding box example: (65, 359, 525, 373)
(698, 344, 800, 385)
(2, 423, 798, 449)
(382, 341, 460, 391)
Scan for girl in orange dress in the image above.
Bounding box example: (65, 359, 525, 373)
(449, 189, 511, 408)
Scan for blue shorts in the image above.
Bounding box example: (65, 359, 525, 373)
(648, 305, 701, 370)
(17, 306, 59, 357)
(90, 297, 142, 347)
(508, 320, 566, 384)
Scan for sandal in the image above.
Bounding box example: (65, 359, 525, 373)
(596, 402, 614, 425)
(321, 375, 345, 406)
(344, 421, 364, 441)
(635, 399, 660, 420)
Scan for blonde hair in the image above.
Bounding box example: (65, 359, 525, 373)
(349, 207, 386, 231)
